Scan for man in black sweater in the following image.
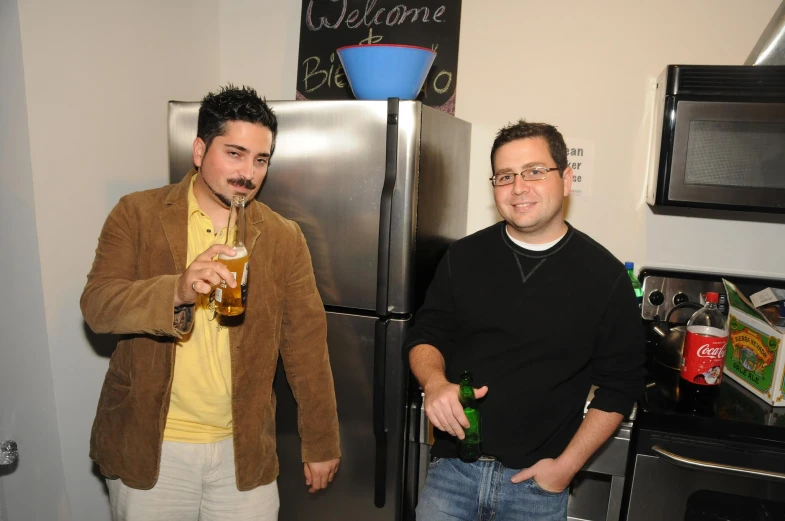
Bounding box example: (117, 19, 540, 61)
(405, 120, 645, 520)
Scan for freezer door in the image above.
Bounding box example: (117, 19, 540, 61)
(402, 105, 471, 312)
(258, 100, 391, 311)
(167, 101, 199, 182)
(274, 311, 410, 521)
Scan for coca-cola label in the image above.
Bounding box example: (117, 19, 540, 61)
(681, 332, 727, 386)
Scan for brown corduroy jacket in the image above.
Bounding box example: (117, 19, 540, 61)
(81, 171, 340, 490)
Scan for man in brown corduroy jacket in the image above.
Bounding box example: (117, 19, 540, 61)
(81, 85, 340, 521)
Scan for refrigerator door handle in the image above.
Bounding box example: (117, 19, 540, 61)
(373, 319, 389, 508)
(407, 391, 434, 446)
(375, 98, 400, 316)
(418, 392, 433, 446)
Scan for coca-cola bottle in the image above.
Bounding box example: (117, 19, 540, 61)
(679, 292, 728, 413)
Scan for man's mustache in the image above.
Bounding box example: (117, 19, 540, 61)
(228, 177, 256, 190)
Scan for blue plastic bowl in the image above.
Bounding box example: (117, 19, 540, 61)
(336, 44, 436, 101)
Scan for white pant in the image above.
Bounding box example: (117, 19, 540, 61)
(107, 438, 279, 521)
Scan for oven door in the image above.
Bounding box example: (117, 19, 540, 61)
(625, 431, 785, 520)
(652, 99, 785, 213)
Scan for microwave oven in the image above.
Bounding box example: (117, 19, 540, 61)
(647, 65, 785, 213)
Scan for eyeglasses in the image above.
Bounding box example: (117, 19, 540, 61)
(489, 166, 560, 186)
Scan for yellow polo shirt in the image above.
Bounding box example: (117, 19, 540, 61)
(164, 175, 233, 443)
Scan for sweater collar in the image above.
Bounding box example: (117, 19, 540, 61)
(499, 221, 575, 258)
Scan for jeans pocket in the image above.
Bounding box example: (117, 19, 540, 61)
(428, 457, 446, 469)
(529, 478, 567, 497)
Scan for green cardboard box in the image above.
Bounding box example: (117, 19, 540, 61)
(722, 279, 785, 407)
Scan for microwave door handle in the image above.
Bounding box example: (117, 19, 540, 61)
(652, 445, 785, 483)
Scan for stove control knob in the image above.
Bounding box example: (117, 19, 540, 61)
(648, 290, 665, 306)
(673, 292, 689, 305)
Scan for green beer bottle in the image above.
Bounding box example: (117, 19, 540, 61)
(458, 370, 482, 461)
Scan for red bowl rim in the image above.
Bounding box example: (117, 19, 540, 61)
(336, 43, 436, 54)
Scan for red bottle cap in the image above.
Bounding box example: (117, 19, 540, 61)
(706, 292, 719, 303)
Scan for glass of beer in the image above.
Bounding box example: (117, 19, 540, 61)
(214, 195, 248, 316)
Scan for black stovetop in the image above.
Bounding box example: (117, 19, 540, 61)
(637, 356, 785, 448)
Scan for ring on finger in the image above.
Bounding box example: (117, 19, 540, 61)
(192, 281, 197, 292)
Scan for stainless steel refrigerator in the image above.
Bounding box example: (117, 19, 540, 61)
(167, 99, 471, 521)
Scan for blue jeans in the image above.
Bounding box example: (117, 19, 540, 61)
(416, 457, 569, 521)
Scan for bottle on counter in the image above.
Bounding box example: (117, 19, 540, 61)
(679, 292, 728, 413)
(625, 262, 644, 307)
(457, 370, 482, 461)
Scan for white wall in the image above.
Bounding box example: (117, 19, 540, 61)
(0, 1, 70, 519)
(14, 1, 221, 519)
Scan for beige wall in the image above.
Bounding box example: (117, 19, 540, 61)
(15, 1, 221, 518)
(0, 0, 70, 519)
(219, 0, 302, 97)
(220, 0, 784, 278)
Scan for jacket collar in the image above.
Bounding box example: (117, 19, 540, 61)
(160, 170, 265, 271)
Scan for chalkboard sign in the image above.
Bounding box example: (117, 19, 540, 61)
(296, 0, 462, 114)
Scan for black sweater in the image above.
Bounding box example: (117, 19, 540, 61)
(404, 222, 646, 469)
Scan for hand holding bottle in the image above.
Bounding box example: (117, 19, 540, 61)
(423, 377, 488, 440)
(174, 244, 238, 307)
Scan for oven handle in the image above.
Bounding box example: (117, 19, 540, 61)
(652, 445, 785, 483)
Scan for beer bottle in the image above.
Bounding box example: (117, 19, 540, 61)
(214, 195, 248, 316)
(457, 370, 482, 461)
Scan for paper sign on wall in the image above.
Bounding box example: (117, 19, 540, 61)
(565, 138, 594, 197)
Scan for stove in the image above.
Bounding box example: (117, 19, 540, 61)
(621, 268, 785, 521)
(638, 267, 785, 438)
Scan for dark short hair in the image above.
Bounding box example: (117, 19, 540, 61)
(197, 84, 278, 158)
(490, 119, 568, 176)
